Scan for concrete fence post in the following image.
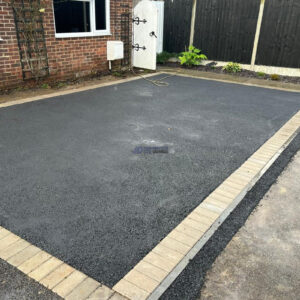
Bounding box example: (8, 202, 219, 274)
(189, 0, 198, 46)
(251, 0, 266, 70)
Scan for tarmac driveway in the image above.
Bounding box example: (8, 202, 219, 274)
(0, 75, 299, 287)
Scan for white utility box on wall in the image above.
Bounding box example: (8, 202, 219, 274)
(107, 41, 124, 61)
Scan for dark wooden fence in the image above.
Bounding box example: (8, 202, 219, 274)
(164, 0, 194, 53)
(163, 0, 300, 68)
(256, 0, 300, 68)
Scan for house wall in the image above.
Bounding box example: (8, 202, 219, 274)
(0, 0, 132, 90)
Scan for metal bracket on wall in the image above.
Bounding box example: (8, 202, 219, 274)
(132, 16, 147, 25)
(132, 43, 146, 51)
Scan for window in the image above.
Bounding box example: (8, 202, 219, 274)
(53, 0, 110, 38)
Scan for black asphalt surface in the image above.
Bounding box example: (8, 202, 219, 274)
(0, 258, 62, 300)
(162, 132, 300, 300)
(0, 75, 299, 287)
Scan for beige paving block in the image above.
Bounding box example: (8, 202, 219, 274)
(134, 261, 168, 283)
(160, 236, 190, 255)
(113, 279, 149, 300)
(267, 139, 284, 146)
(227, 173, 250, 184)
(258, 147, 276, 154)
(109, 293, 128, 300)
(194, 206, 219, 221)
(223, 179, 246, 190)
(234, 169, 255, 180)
(263, 143, 280, 150)
(0, 228, 11, 240)
(276, 131, 292, 137)
(175, 222, 204, 239)
(143, 251, 176, 272)
(0, 234, 20, 251)
(239, 166, 257, 175)
(200, 202, 224, 214)
(251, 154, 271, 162)
(53, 270, 87, 298)
(0, 239, 30, 260)
(28, 257, 63, 281)
(247, 157, 266, 165)
(216, 188, 239, 199)
(18, 251, 51, 274)
(65, 277, 100, 300)
(124, 269, 159, 293)
(204, 197, 228, 210)
(267, 139, 285, 146)
(40, 263, 75, 289)
(152, 243, 184, 263)
(242, 161, 262, 172)
(219, 181, 241, 192)
(188, 211, 212, 226)
(245, 159, 266, 167)
(210, 192, 234, 203)
(168, 229, 198, 247)
(7, 245, 41, 267)
(87, 285, 114, 300)
(184, 217, 211, 232)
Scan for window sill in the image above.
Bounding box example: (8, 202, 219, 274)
(55, 31, 111, 39)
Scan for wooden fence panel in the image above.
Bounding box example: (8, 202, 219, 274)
(256, 0, 300, 68)
(193, 0, 260, 64)
(163, 0, 194, 53)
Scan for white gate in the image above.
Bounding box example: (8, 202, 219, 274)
(132, 0, 158, 70)
(153, 1, 164, 54)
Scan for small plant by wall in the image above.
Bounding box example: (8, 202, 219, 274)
(270, 74, 280, 81)
(223, 62, 242, 73)
(179, 46, 207, 66)
(257, 71, 266, 77)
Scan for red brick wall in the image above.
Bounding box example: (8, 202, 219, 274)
(0, 0, 132, 90)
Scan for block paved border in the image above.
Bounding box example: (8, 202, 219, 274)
(113, 110, 300, 300)
(0, 226, 127, 300)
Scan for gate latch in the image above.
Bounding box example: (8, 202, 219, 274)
(149, 31, 157, 38)
(132, 17, 147, 25)
(132, 43, 146, 51)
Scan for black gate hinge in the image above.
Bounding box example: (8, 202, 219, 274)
(132, 17, 147, 25)
(132, 43, 146, 51)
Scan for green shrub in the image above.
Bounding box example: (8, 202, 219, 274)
(41, 83, 50, 89)
(157, 51, 177, 64)
(222, 62, 242, 73)
(270, 74, 280, 81)
(57, 82, 66, 88)
(257, 71, 265, 77)
(179, 46, 207, 66)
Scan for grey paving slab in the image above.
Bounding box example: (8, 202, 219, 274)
(0, 75, 299, 287)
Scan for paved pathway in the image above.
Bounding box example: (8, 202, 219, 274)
(199, 151, 300, 300)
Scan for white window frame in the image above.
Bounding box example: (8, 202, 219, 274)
(53, 0, 110, 38)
